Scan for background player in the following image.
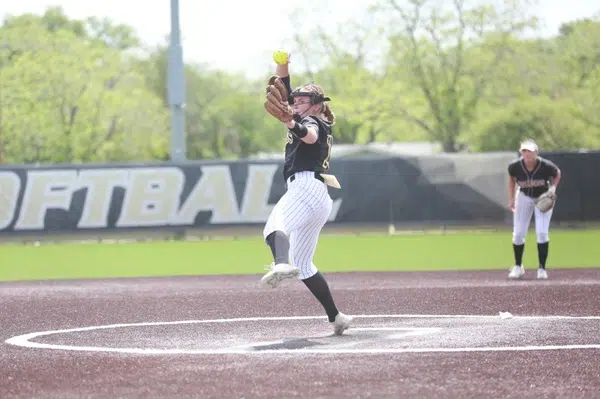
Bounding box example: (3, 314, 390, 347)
(508, 139, 562, 280)
(260, 51, 352, 336)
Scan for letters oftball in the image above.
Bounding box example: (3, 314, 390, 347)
(0, 166, 342, 232)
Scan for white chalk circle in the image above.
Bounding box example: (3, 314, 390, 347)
(5, 314, 600, 355)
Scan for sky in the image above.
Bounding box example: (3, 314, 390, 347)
(2, 0, 599, 79)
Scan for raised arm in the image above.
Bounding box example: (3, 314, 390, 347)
(276, 61, 289, 79)
(273, 51, 318, 144)
(274, 52, 292, 100)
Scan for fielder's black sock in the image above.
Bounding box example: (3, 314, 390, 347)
(302, 272, 339, 322)
(537, 242, 549, 269)
(513, 243, 525, 266)
(265, 230, 290, 265)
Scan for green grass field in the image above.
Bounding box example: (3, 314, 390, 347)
(1, 229, 599, 282)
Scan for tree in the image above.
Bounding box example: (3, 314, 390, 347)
(1, 6, 86, 38)
(559, 18, 600, 89)
(285, 4, 426, 145)
(1, 6, 140, 51)
(556, 18, 600, 137)
(139, 44, 287, 160)
(475, 96, 594, 152)
(0, 20, 169, 164)
(377, 0, 538, 151)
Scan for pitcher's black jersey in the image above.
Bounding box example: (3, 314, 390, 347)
(508, 157, 559, 198)
(280, 76, 333, 181)
(283, 116, 332, 181)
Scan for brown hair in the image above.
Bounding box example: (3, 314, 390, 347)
(322, 103, 336, 126)
(294, 83, 336, 125)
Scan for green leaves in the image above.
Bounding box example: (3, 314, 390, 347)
(472, 17, 600, 151)
(1, 4, 599, 165)
(474, 96, 593, 152)
(381, 0, 540, 151)
(0, 18, 169, 164)
(285, 0, 599, 153)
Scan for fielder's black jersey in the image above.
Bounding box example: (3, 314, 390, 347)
(508, 157, 559, 198)
(280, 76, 333, 181)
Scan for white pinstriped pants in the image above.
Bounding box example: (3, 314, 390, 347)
(263, 171, 333, 280)
(512, 190, 553, 245)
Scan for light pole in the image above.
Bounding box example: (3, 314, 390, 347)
(168, 0, 186, 162)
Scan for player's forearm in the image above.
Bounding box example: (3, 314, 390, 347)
(286, 120, 318, 144)
(276, 63, 289, 78)
(301, 128, 318, 144)
(508, 179, 516, 201)
(551, 171, 562, 189)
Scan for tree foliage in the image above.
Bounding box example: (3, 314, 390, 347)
(0, 3, 599, 165)
(1, 16, 168, 164)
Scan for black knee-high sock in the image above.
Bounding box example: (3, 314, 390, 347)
(537, 242, 549, 269)
(265, 231, 290, 265)
(302, 272, 339, 322)
(513, 243, 525, 266)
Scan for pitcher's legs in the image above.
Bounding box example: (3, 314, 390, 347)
(261, 190, 313, 288)
(262, 183, 318, 255)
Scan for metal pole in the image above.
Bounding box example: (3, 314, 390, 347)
(168, 0, 186, 162)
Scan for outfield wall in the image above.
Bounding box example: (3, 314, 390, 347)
(0, 151, 598, 236)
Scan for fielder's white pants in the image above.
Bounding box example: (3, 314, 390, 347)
(263, 171, 333, 280)
(512, 190, 553, 245)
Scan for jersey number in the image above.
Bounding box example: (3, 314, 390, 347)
(322, 134, 333, 169)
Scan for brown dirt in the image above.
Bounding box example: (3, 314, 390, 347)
(1, 268, 599, 398)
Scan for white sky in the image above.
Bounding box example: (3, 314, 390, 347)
(2, 0, 599, 79)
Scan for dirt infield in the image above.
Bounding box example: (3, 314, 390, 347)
(1, 268, 599, 398)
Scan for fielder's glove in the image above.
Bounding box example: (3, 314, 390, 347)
(535, 187, 557, 212)
(264, 75, 294, 123)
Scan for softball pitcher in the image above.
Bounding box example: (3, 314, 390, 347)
(260, 51, 352, 336)
(507, 140, 561, 280)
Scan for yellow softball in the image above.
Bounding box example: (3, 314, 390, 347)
(273, 50, 289, 65)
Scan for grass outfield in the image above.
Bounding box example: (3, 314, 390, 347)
(0, 229, 599, 282)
